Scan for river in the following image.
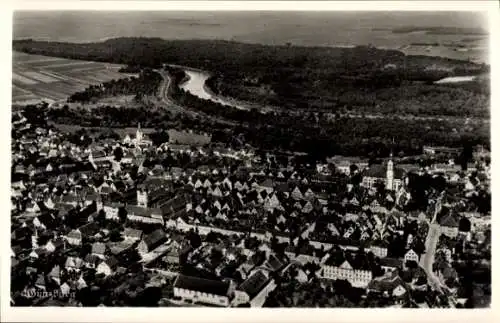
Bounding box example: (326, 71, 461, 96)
(179, 70, 247, 110)
(434, 75, 477, 84)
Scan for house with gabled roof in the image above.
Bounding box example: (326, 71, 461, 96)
(304, 188, 315, 200)
(44, 238, 65, 253)
(212, 187, 223, 197)
(403, 249, 420, 265)
(76, 275, 88, 290)
(367, 272, 408, 300)
(84, 254, 100, 269)
(89, 149, 107, 163)
(137, 229, 167, 254)
(301, 201, 313, 214)
(96, 257, 119, 276)
(65, 256, 84, 272)
(349, 196, 360, 206)
(439, 213, 459, 238)
(29, 247, 48, 260)
(212, 200, 222, 210)
(123, 228, 143, 241)
(233, 270, 275, 307)
(65, 229, 83, 246)
(194, 179, 203, 189)
(25, 200, 40, 213)
(379, 257, 403, 274)
(65, 222, 100, 246)
(285, 243, 322, 265)
(203, 179, 212, 188)
(34, 274, 47, 290)
(92, 242, 108, 259)
(258, 179, 274, 194)
(291, 186, 304, 200)
(33, 213, 57, 231)
(162, 246, 181, 265)
(48, 265, 61, 285)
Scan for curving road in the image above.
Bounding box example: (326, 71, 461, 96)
(419, 194, 456, 307)
(154, 69, 237, 126)
(155, 69, 198, 116)
(421, 222, 443, 293)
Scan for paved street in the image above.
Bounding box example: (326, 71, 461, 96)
(419, 195, 457, 307)
(155, 69, 196, 116)
(420, 223, 442, 293)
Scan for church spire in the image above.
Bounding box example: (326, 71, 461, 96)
(136, 123, 143, 144)
(390, 137, 395, 158)
(386, 137, 394, 191)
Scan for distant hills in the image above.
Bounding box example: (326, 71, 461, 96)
(378, 26, 488, 36)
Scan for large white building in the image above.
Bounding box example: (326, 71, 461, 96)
(362, 154, 404, 191)
(173, 275, 230, 307)
(321, 253, 373, 288)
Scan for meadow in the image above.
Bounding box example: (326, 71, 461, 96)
(12, 51, 128, 105)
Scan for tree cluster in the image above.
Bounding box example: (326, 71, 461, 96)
(68, 69, 162, 103)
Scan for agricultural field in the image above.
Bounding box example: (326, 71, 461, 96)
(12, 51, 133, 105)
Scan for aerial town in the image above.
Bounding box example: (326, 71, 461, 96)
(10, 10, 491, 310)
(11, 108, 491, 308)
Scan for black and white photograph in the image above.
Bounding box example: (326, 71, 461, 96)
(4, 0, 495, 319)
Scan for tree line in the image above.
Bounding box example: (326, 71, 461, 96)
(68, 69, 162, 103)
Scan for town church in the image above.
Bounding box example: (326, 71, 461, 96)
(361, 153, 404, 191)
(123, 123, 152, 148)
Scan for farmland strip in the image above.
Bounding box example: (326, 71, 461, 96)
(12, 73, 39, 85)
(23, 71, 60, 83)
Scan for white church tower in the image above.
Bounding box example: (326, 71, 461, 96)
(136, 123, 143, 144)
(386, 152, 394, 191)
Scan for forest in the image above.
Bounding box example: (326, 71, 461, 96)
(167, 67, 489, 156)
(118, 65, 142, 74)
(68, 69, 162, 103)
(13, 38, 487, 75)
(209, 73, 490, 118)
(14, 38, 489, 118)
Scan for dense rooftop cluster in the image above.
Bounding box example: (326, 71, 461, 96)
(11, 106, 490, 308)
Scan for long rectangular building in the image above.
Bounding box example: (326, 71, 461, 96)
(173, 274, 230, 307)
